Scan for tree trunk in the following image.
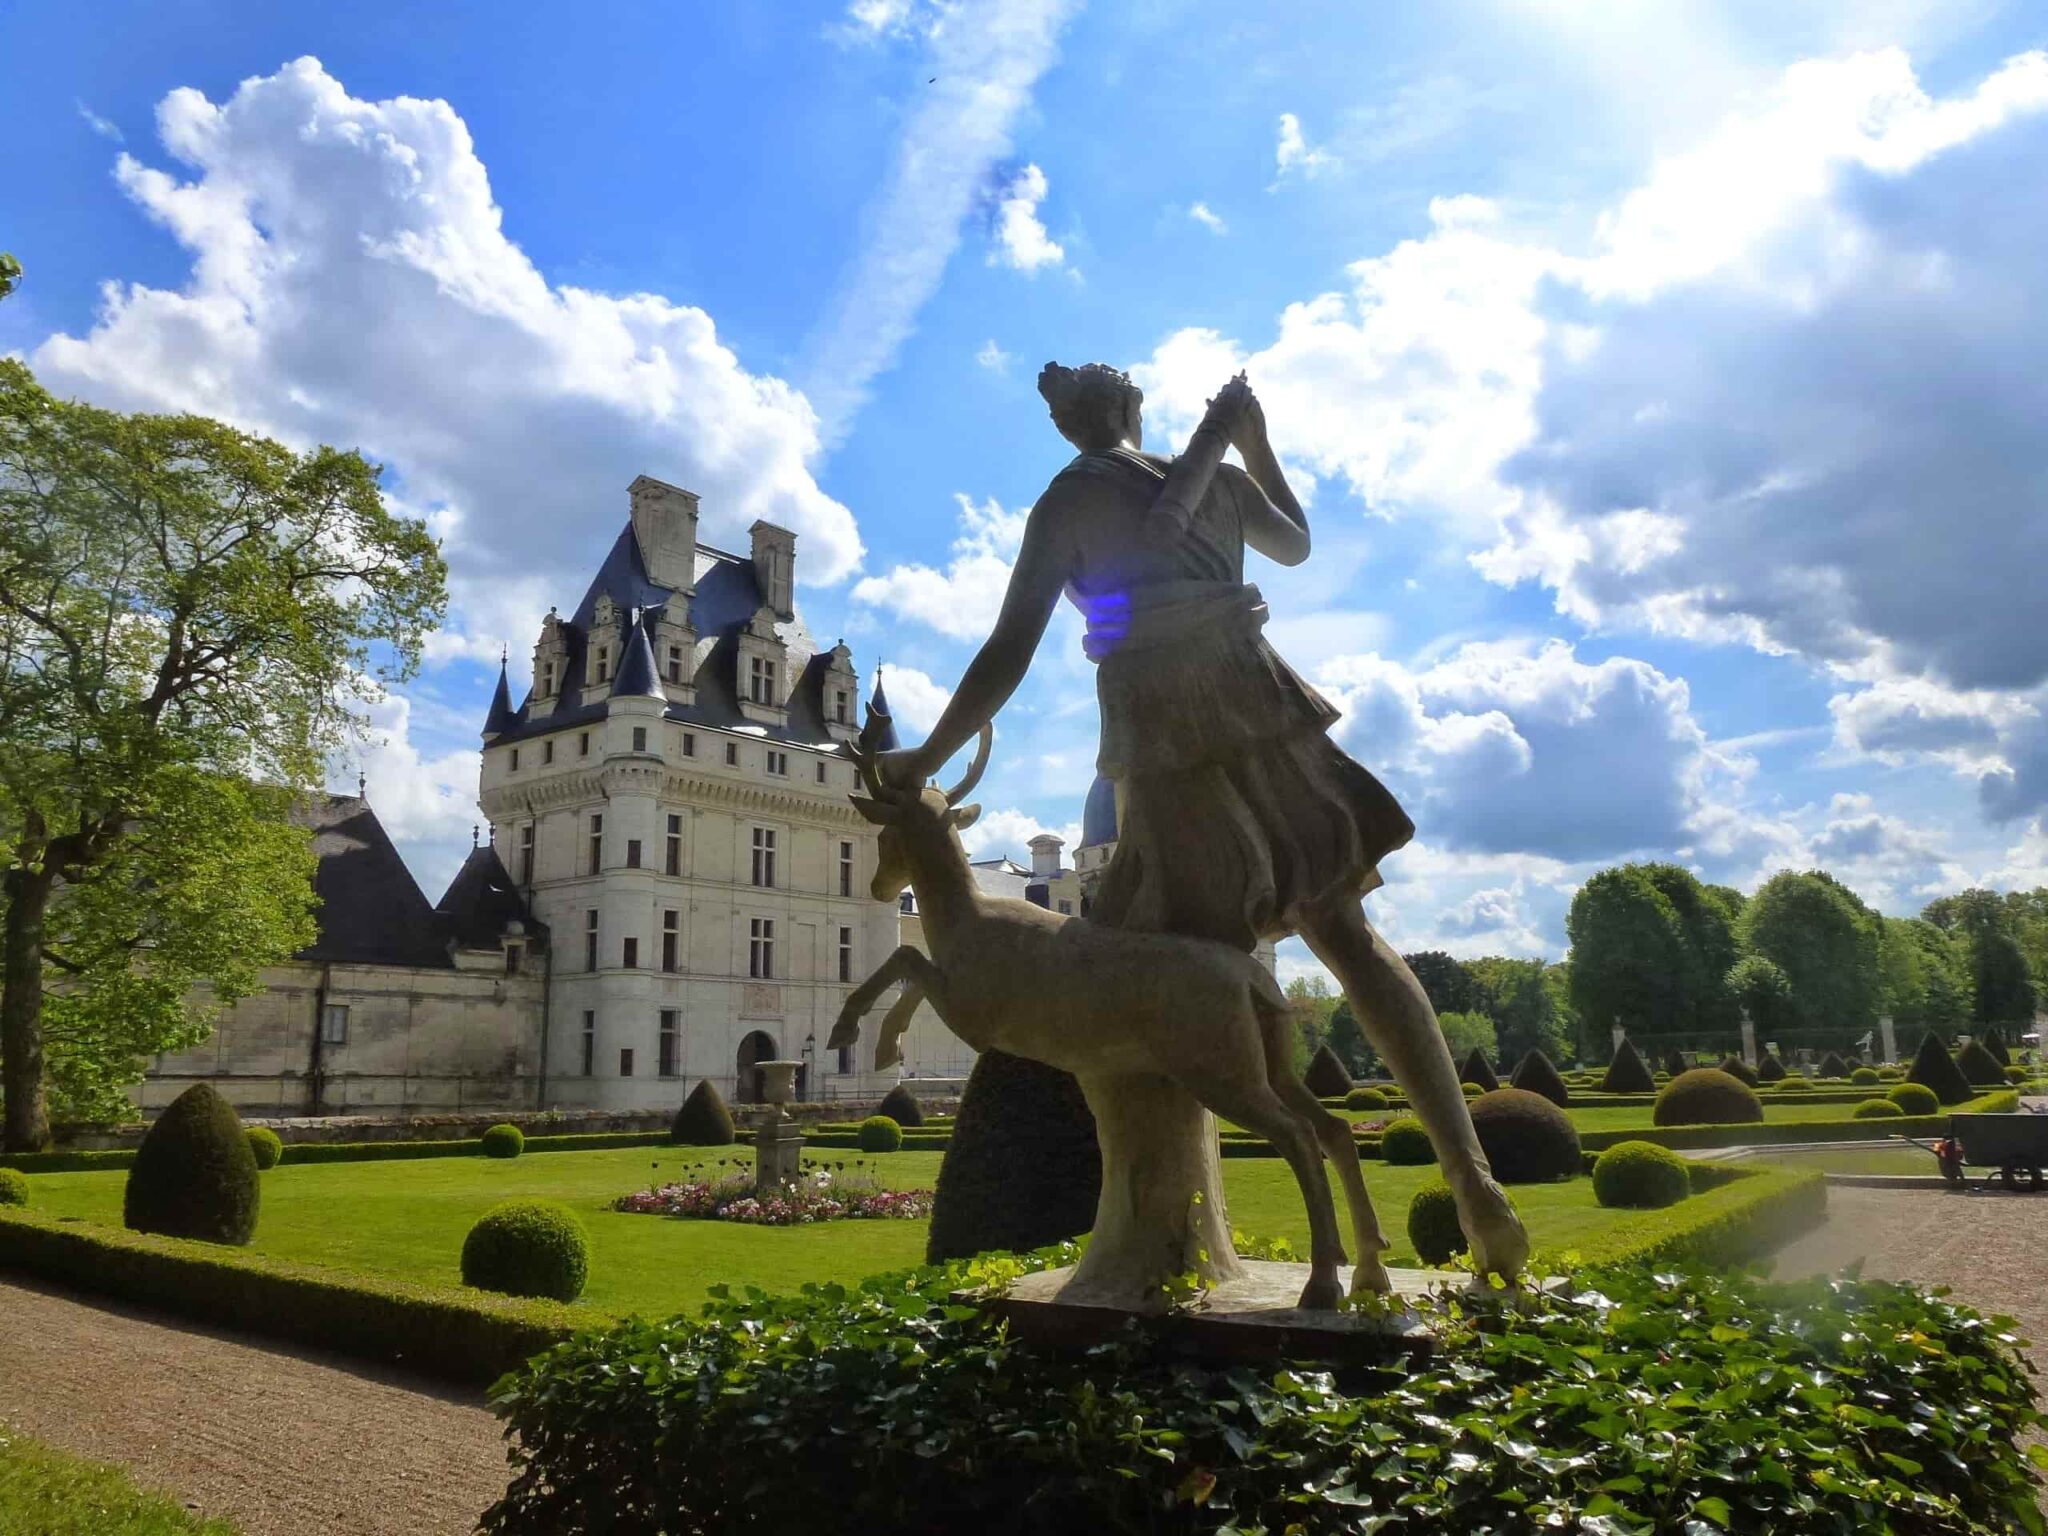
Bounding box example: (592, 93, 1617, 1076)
(1061, 1072, 1241, 1310)
(1, 865, 53, 1151)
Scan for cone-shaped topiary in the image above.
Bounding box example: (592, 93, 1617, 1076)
(1459, 1047, 1501, 1094)
(1600, 1039, 1656, 1094)
(1714, 1054, 1759, 1088)
(245, 1126, 283, 1170)
(1662, 1049, 1689, 1077)
(671, 1079, 737, 1146)
(461, 1199, 588, 1301)
(0, 1167, 27, 1207)
(1592, 1141, 1690, 1209)
(1907, 1032, 1974, 1106)
(1303, 1043, 1353, 1099)
(1887, 1081, 1939, 1116)
(1469, 1088, 1581, 1182)
(123, 1084, 259, 1245)
(1654, 1068, 1764, 1127)
(1406, 1183, 1467, 1266)
(927, 1050, 1100, 1264)
(1380, 1117, 1436, 1166)
(1956, 1038, 2006, 1088)
(875, 1083, 925, 1128)
(1755, 1051, 1787, 1083)
(1509, 1049, 1570, 1107)
(1983, 1027, 2012, 1067)
(1814, 1052, 1852, 1080)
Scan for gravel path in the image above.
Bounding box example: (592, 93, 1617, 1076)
(0, 1275, 508, 1536)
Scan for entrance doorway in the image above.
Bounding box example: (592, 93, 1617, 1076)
(736, 1030, 778, 1103)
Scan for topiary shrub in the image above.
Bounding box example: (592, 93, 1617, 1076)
(875, 1084, 926, 1128)
(1591, 1141, 1690, 1210)
(1461, 1081, 1482, 1098)
(1345, 1087, 1390, 1112)
(245, 1126, 283, 1170)
(1303, 1043, 1353, 1099)
(1715, 1054, 1760, 1088)
(1601, 1039, 1656, 1095)
(2007, 1065, 2029, 1085)
(1755, 1051, 1787, 1084)
(122, 1083, 259, 1246)
(1468, 1088, 1581, 1183)
(1814, 1052, 1851, 1080)
(1956, 1039, 2006, 1088)
(1907, 1032, 1974, 1106)
(1851, 1066, 1879, 1085)
(1509, 1050, 1570, 1107)
(1878, 1066, 1905, 1080)
(1983, 1027, 2012, 1067)
(1776, 1074, 1811, 1091)
(671, 1079, 737, 1146)
(1459, 1048, 1501, 1094)
(1887, 1081, 1940, 1116)
(0, 1167, 27, 1207)
(1406, 1183, 1467, 1266)
(858, 1115, 904, 1153)
(1654, 1068, 1764, 1128)
(928, 1051, 1099, 1264)
(1662, 1049, 1689, 1078)
(1380, 1117, 1435, 1166)
(481, 1123, 525, 1159)
(1853, 1098, 1905, 1120)
(461, 1199, 588, 1302)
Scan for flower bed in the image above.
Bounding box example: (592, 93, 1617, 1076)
(612, 1159, 933, 1225)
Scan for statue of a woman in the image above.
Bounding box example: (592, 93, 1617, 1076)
(879, 362, 1527, 1283)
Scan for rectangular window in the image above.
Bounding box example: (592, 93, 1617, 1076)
(626, 838, 642, 870)
(585, 910, 599, 972)
(767, 750, 788, 776)
(504, 943, 521, 976)
(622, 936, 639, 969)
(724, 741, 738, 767)
(509, 747, 520, 771)
(838, 926, 853, 984)
(1057, 900, 1072, 915)
(838, 841, 854, 898)
(543, 739, 554, 765)
(518, 823, 534, 885)
(750, 827, 776, 888)
(320, 1003, 349, 1045)
(834, 689, 850, 725)
(662, 910, 679, 972)
(658, 1010, 679, 1077)
(588, 814, 603, 875)
(579, 731, 590, 757)
(665, 814, 682, 876)
(632, 725, 647, 753)
(836, 1043, 855, 1075)
(619, 1047, 635, 1078)
(541, 662, 554, 697)
(666, 646, 683, 684)
(682, 732, 696, 758)
(596, 646, 611, 684)
(749, 654, 778, 704)
(581, 1011, 596, 1077)
(815, 760, 827, 784)
(748, 918, 775, 979)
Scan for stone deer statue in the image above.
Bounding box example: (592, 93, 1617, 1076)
(827, 718, 1391, 1310)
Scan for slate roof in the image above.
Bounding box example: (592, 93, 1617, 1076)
(435, 843, 544, 951)
(482, 662, 516, 738)
(610, 611, 662, 699)
(1080, 773, 1119, 849)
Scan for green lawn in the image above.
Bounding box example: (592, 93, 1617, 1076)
(20, 1146, 1664, 1320)
(0, 1433, 239, 1535)
(1334, 1100, 1877, 1131)
(1750, 1144, 1939, 1177)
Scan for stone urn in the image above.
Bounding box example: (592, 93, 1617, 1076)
(753, 1060, 807, 1190)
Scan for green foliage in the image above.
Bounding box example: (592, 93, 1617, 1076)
(1458, 1045, 1500, 1093)
(1379, 1116, 1435, 1166)
(1877, 916, 1975, 1033)
(1853, 1098, 1905, 1120)
(1591, 1140, 1690, 1209)
(1468, 1088, 1581, 1182)
(1972, 931, 2037, 1025)
(1281, 974, 1342, 1074)
(1302, 1041, 1352, 1098)
(1754, 1049, 1786, 1082)
(1737, 870, 1883, 1037)
(1850, 1066, 1879, 1084)
(1565, 865, 1693, 1041)
(1600, 1038, 1656, 1094)
(0, 252, 20, 302)
(244, 1127, 282, 1171)
(1509, 1048, 1570, 1106)
(874, 1084, 924, 1128)
(1403, 950, 1480, 1016)
(461, 1199, 589, 1302)
(856, 1115, 902, 1153)
(1776, 1074, 1812, 1091)
(1907, 1031, 1975, 1106)
(1814, 1051, 1853, 1079)
(122, 1084, 258, 1245)
(0, 1432, 244, 1535)
(1435, 1008, 1496, 1065)
(1726, 952, 1797, 1038)
(0, 1166, 25, 1206)
(671, 1079, 736, 1146)
(2007, 1064, 2028, 1085)
(1322, 999, 1374, 1076)
(1405, 1182, 1466, 1264)
(1461, 1081, 1481, 1098)
(927, 1050, 1098, 1265)
(1343, 1087, 1390, 1112)
(1955, 1038, 2006, 1087)
(1655, 1068, 1764, 1127)
(1887, 1081, 1941, 1116)
(481, 1123, 525, 1159)
(1715, 1052, 1759, 1087)
(1983, 1025, 2012, 1066)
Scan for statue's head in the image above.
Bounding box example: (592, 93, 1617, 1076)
(847, 718, 990, 901)
(1038, 361, 1143, 453)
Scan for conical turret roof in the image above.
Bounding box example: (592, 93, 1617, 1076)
(867, 665, 901, 751)
(610, 610, 663, 700)
(482, 658, 515, 739)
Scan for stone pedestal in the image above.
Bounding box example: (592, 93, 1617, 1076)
(754, 1119, 805, 1191)
(1879, 1014, 1898, 1066)
(1739, 1009, 1758, 1067)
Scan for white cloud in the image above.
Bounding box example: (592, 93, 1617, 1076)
(875, 663, 953, 735)
(336, 688, 479, 897)
(975, 337, 1014, 372)
(988, 162, 1066, 273)
(1188, 201, 1227, 235)
(851, 492, 1028, 640)
(1273, 112, 1337, 182)
(75, 101, 123, 142)
(802, 0, 1079, 432)
(957, 807, 1081, 860)
(33, 58, 861, 675)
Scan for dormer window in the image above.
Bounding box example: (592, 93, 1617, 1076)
(595, 647, 611, 684)
(749, 655, 778, 705)
(666, 646, 683, 683)
(833, 689, 850, 724)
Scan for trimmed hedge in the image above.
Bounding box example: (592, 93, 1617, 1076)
(1600, 1039, 1656, 1095)
(1984, 1027, 2012, 1067)
(481, 1124, 526, 1159)
(1755, 1051, 1787, 1084)
(123, 1084, 259, 1246)
(1591, 1141, 1689, 1210)
(1850, 1066, 1879, 1085)
(1655, 1068, 1763, 1128)
(1302, 1043, 1352, 1099)
(1887, 1081, 1940, 1116)
(1405, 1183, 1466, 1265)
(1715, 1054, 1759, 1088)
(1591, 1165, 1826, 1268)
(462, 1200, 589, 1302)
(1458, 1048, 1501, 1095)
(245, 1126, 283, 1170)
(0, 1207, 579, 1383)
(1815, 1051, 1853, 1080)
(0, 1167, 27, 1207)
(1344, 1087, 1390, 1112)
(672, 1080, 737, 1146)
(1508, 1049, 1570, 1107)
(1908, 1032, 1975, 1106)
(1956, 1039, 2006, 1088)
(1468, 1089, 1580, 1182)
(858, 1115, 904, 1153)
(874, 1084, 925, 1128)
(1379, 1117, 1435, 1166)
(1853, 1098, 1904, 1120)
(927, 1050, 1099, 1265)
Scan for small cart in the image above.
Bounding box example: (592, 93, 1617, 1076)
(1919, 1112, 2048, 1192)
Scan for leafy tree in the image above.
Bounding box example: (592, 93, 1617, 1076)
(1283, 974, 1340, 1075)
(1877, 917, 1973, 1032)
(1972, 932, 2036, 1024)
(0, 362, 446, 1148)
(1465, 955, 1571, 1066)
(1565, 866, 1692, 1041)
(1736, 871, 1882, 1034)
(1403, 951, 1479, 1018)
(1435, 1009, 1497, 1066)
(1921, 888, 2038, 1027)
(1325, 999, 1376, 1077)
(0, 253, 19, 302)
(1641, 863, 1742, 1034)
(1726, 954, 1796, 1038)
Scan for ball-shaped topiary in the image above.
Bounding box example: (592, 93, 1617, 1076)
(122, 1083, 259, 1246)
(875, 1083, 926, 1128)
(1509, 1050, 1570, 1107)
(858, 1114, 904, 1152)
(1814, 1051, 1852, 1080)
(1714, 1054, 1760, 1089)
(1654, 1068, 1764, 1128)
(671, 1078, 737, 1146)
(1345, 1087, 1391, 1112)
(1851, 1066, 1879, 1085)
(1591, 1141, 1691, 1210)
(0, 1167, 28, 1207)
(1601, 1039, 1656, 1095)
(1461, 1081, 1482, 1098)
(1776, 1074, 1811, 1091)
(1853, 1097, 1905, 1120)
(1406, 1182, 1468, 1266)
(245, 1126, 283, 1171)
(928, 1050, 1099, 1264)
(481, 1123, 525, 1159)
(1458, 1047, 1501, 1095)
(461, 1200, 588, 1301)
(1380, 1117, 1435, 1166)
(1907, 1032, 1974, 1106)
(1303, 1043, 1353, 1099)
(1755, 1051, 1787, 1084)
(1468, 1088, 1582, 1183)
(1887, 1081, 1940, 1116)
(1878, 1066, 1905, 1080)
(1956, 1039, 2006, 1088)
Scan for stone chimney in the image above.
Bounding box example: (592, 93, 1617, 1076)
(1028, 833, 1064, 879)
(750, 520, 796, 619)
(629, 475, 699, 594)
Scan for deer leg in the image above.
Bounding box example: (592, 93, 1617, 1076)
(873, 984, 925, 1071)
(828, 946, 946, 1053)
(1274, 1072, 1391, 1294)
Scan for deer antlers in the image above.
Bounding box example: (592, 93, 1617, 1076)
(848, 713, 992, 808)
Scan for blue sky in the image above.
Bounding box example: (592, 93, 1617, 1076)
(6, 0, 2048, 978)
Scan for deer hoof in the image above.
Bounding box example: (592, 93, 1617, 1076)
(826, 1019, 859, 1051)
(1351, 1256, 1394, 1295)
(1296, 1272, 1343, 1312)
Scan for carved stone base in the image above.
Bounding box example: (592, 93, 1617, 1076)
(753, 1120, 805, 1191)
